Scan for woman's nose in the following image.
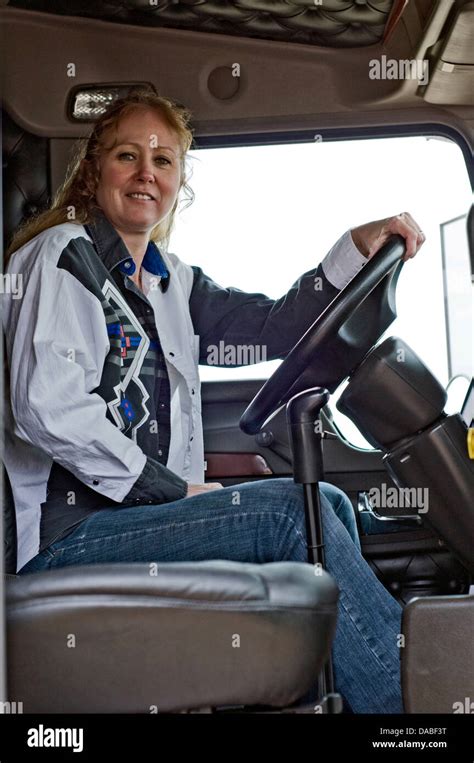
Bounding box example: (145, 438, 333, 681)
(135, 159, 155, 182)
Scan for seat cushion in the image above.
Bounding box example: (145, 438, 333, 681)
(6, 560, 338, 712)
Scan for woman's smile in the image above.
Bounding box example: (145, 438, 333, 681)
(127, 193, 156, 203)
(125, 193, 157, 203)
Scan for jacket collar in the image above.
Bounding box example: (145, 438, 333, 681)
(85, 207, 170, 281)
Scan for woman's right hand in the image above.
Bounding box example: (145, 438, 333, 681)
(186, 482, 224, 497)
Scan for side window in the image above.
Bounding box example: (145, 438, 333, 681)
(169, 136, 473, 448)
(440, 213, 473, 415)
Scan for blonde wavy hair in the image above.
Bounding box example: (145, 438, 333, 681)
(6, 90, 194, 261)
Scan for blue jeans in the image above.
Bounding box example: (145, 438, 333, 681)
(19, 478, 403, 713)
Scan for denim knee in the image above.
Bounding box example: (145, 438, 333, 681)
(252, 478, 356, 561)
(319, 483, 361, 550)
(268, 478, 360, 551)
(17, 549, 54, 575)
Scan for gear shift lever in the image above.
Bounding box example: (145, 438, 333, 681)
(287, 386, 329, 566)
(286, 386, 342, 714)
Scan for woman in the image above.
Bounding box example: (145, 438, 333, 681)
(3, 90, 425, 713)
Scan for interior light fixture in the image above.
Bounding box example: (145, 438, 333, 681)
(69, 84, 156, 121)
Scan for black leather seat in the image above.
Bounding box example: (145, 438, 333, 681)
(5, 559, 338, 713)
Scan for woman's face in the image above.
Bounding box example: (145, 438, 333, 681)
(94, 108, 182, 236)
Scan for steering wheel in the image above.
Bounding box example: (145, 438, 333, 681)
(240, 235, 407, 435)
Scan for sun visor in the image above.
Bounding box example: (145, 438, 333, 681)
(422, 2, 474, 105)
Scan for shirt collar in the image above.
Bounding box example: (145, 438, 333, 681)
(85, 206, 170, 280)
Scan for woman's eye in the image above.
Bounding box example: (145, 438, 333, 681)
(116, 152, 171, 166)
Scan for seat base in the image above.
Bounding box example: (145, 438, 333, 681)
(7, 560, 338, 713)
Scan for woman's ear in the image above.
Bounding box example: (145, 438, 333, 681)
(84, 156, 100, 171)
(80, 157, 99, 197)
(80, 157, 92, 175)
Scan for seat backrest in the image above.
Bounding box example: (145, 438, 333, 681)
(3, 339, 17, 574)
(2, 107, 50, 252)
(2, 108, 50, 575)
(3, 464, 17, 575)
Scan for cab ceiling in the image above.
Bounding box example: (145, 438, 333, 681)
(6, 0, 395, 48)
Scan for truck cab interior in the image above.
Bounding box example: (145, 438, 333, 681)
(1, 0, 473, 719)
